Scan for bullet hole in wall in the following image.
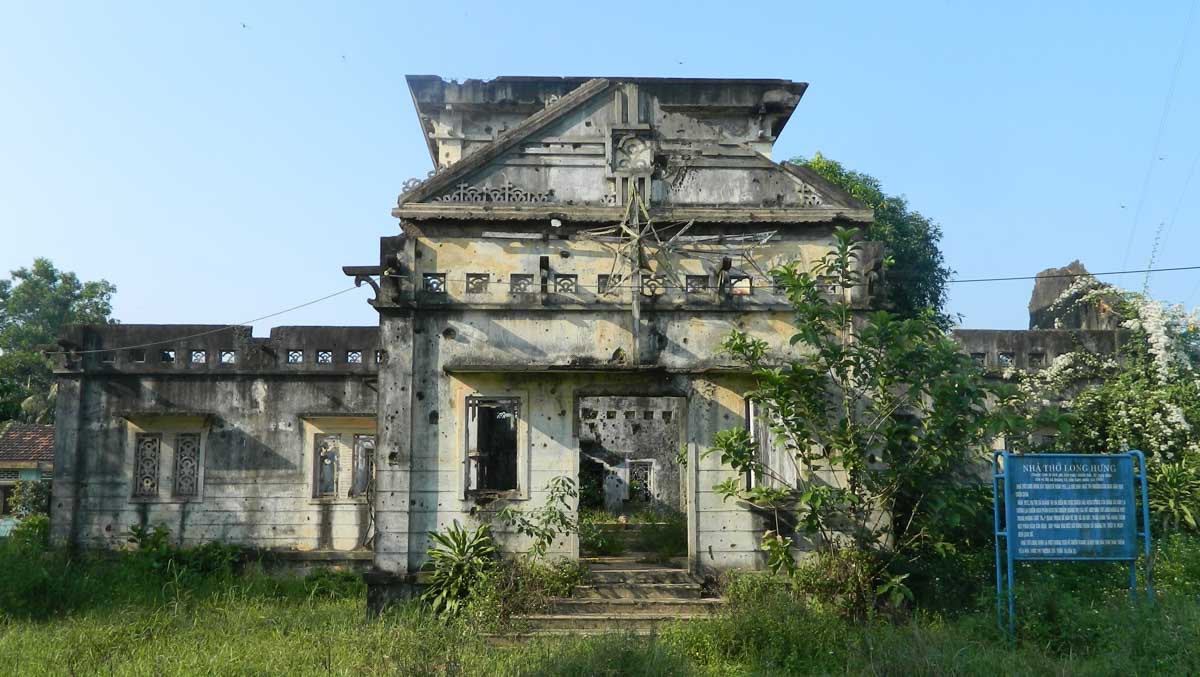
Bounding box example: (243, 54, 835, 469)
(416, 392, 425, 400)
(442, 328, 457, 339)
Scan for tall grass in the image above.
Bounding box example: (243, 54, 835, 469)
(2, 534, 1200, 675)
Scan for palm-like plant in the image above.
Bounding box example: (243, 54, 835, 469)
(421, 521, 497, 616)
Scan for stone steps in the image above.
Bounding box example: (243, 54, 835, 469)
(515, 612, 703, 631)
(549, 597, 721, 615)
(495, 555, 720, 642)
(572, 582, 702, 599)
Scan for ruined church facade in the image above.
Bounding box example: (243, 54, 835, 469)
(50, 76, 881, 591)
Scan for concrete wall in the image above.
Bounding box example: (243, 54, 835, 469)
(367, 223, 878, 577)
(51, 325, 379, 552)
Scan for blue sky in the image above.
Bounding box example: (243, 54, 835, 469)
(2, 1, 1198, 331)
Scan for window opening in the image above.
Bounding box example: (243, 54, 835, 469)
(685, 275, 709, 294)
(466, 397, 519, 492)
(350, 434, 375, 498)
(315, 434, 340, 498)
(466, 273, 490, 294)
(510, 274, 534, 294)
(423, 273, 447, 294)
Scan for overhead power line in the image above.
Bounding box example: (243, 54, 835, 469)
(948, 264, 1200, 284)
(54, 285, 362, 355)
(41, 264, 1200, 357)
(1121, 0, 1198, 273)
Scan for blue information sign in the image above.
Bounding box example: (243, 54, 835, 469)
(993, 451, 1152, 637)
(1007, 454, 1136, 560)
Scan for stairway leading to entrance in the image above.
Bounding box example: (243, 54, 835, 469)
(500, 552, 721, 640)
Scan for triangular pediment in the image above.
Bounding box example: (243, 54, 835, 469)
(395, 77, 871, 224)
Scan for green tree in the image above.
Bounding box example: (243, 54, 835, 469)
(705, 228, 999, 607)
(793, 153, 951, 322)
(0, 259, 116, 422)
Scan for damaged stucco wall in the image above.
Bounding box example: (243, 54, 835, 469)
(366, 217, 881, 577)
(50, 324, 379, 553)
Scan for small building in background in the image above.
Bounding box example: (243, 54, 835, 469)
(0, 422, 54, 536)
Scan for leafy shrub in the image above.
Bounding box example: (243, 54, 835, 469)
(302, 569, 366, 599)
(466, 556, 588, 628)
(578, 510, 623, 556)
(633, 510, 687, 563)
(8, 479, 50, 518)
(422, 521, 497, 617)
(494, 476, 577, 559)
(7, 513, 49, 551)
(1150, 460, 1200, 532)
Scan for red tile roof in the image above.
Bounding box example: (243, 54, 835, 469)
(0, 423, 54, 463)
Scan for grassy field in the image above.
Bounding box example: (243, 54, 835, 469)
(3, 532, 1200, 675)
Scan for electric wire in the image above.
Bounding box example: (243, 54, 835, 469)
(1121, 0, 1198, 272)
(45, 264, 1200, 357)
(1147, 144, 1200, 293)
(52, 285, 362, 355)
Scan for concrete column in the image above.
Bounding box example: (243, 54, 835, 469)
(366, 310, 417, 613)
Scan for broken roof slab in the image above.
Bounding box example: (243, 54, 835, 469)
(395, 75, 871, 225)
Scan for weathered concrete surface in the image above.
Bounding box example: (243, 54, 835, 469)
(50, 325, 379, 554)
(1028, 261, 1122, 331)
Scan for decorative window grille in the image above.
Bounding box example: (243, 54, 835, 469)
(422, 273, 447, 293)
(317, 350, 333, 364)
(315, 434, 341, 498)
(629, 461, 653, 502)
(190, 350, 207, 364)
(173, 433, 201, 498)
(641, 275, 667, 296)
(728, 276, 752, 296)
(466, 273, 490, 294)
(509, 274, 534, 294)
(219, 350, 236, 364)
(504, 274, 532, 294)
(554, 274, 578, 294)
(346, 350, 363, 364)
(0, 470, 18, 482)
(133, 434, 161, 497)
(685, 275, 709, 294)
(818, 276, 840, 296)
(998, 352, 1015, 368)
(597, 275, 613, 295)
(161, 350, 175, 363)
(287, 350, 303, 364)
(1028, 352, 1046, 368)
(971, 353, 987, 367)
